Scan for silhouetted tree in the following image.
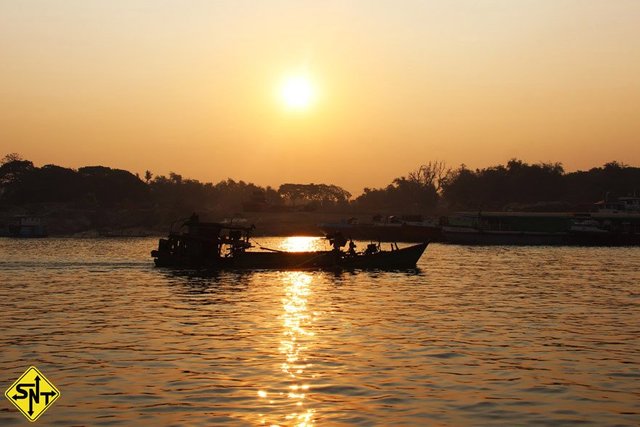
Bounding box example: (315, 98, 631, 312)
(407, 161, 451, 193)
(278, 183, 351, 209)
(0, 158, 34, 186)
(563, 161, 640, 206)
(78, 166, 148, 205)
(439, 159, 637, 211)
(355, 164, 439, 212)
(1, 153, 23, 164)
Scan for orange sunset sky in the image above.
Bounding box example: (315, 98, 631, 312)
(1, 1, 639, 193)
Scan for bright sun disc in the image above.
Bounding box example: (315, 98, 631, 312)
(280, 75, 315, 110)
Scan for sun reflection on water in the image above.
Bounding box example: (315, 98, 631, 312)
(280, 271, 315, 426)
(281, 272, 313, 376)
(257, 270, 317, 426)
(279, 236, 323, 253)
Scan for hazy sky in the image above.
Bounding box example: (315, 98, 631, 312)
(1, 1, 639, 193)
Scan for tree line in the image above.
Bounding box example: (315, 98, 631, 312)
(1, 153, 639, 216)
(0, 153, 351, 214)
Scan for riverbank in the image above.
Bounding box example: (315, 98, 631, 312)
(0, 207, 360, 237)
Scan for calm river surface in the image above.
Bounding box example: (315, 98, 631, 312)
(1, 237, 639, 426)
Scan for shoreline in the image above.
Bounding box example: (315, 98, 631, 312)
(1, 211, 358, 238)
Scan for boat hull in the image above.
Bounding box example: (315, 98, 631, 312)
(153, 242, 428, 270)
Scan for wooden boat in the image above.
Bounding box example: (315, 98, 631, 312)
(151, 215, 428, 270)
(0, 216, 48, 238)
(442, 210, 640, 246)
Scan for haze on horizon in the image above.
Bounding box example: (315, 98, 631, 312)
(1, 0, 639, 193)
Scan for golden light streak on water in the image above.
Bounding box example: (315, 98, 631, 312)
(279, 271, 315, 426)
(279, 236, 324, 253)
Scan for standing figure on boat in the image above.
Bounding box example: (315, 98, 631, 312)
(348, 239, 357, 256)
(327, 232, 348, 252)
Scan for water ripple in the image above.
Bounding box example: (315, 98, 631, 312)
(0, 238, 639, 425)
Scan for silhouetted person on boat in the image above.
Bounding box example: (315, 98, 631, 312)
(327, 232, 347, 252)
(348, 239, 357, 256)
(364, 243, 379, 255)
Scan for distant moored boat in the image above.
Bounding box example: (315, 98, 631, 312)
(0, 216, 48, 238)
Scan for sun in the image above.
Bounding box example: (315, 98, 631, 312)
(280, 75, 315, 110)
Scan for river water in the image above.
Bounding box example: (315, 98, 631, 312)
(0, 237, 639, 426)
